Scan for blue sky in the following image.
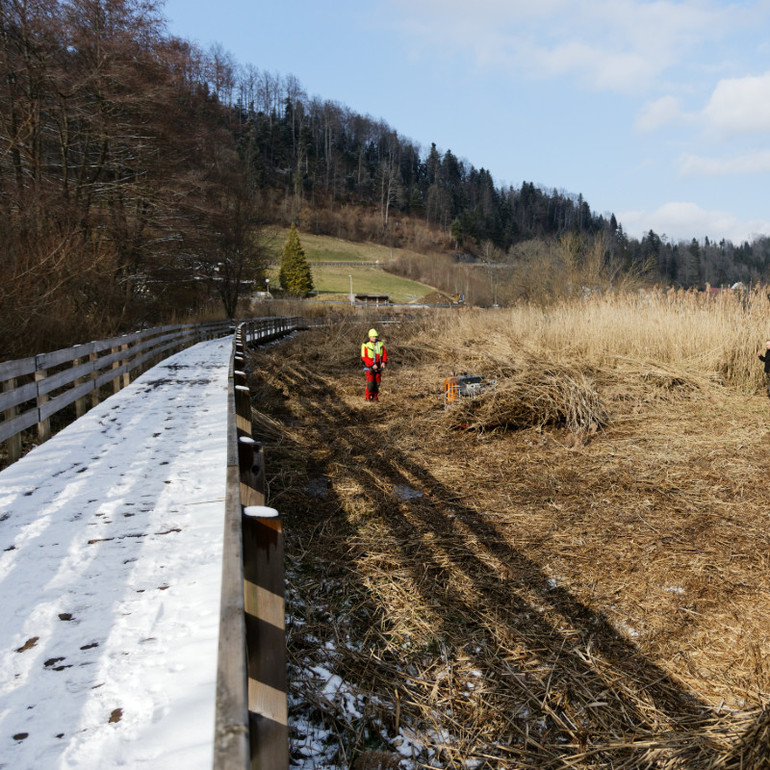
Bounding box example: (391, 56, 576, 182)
(161, 0, 770, 245)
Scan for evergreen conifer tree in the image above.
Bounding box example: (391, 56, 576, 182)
(278, 224, 314, 296)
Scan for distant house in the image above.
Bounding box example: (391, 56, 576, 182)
(355, 293, 390, 305)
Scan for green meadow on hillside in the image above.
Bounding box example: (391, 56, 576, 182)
(263, 229, 444, 303)
(264, 228, 428, 264)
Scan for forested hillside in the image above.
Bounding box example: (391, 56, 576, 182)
(0, 0, 262, 357)
(2, 0, 770, 358)
(232, 72, 770, 296)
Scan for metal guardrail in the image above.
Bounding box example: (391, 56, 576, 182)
(215, 318, 298, 769)
(0, 320, 234, 464)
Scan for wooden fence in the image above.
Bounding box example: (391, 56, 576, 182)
(0, 320, 236, 464)
(0, 317, 303, 466)
(215, 319, 297, 769)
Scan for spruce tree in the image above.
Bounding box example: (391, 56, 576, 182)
(278, 224, 314, 296)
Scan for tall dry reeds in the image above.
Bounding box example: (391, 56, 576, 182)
(398, 286, 770, 394)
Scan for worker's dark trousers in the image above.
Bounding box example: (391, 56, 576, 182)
(365, 372, 381, 401)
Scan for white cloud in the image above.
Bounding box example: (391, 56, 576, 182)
(525, 40, 654, 92)
(702, 73, 770, 135)
(619, 201, 770, 243)
(679, 149, 770, 176)
(636, 96, 685, 132)
(389, 0, 732, 93)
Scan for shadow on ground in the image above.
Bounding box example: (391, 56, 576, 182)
(251, 346, 764, 769)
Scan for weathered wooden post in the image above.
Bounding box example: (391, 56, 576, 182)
(3, 377, 22, 463)
(89, 351, 100, 408)
(34, 355, 50, 442)
(235, 384, 252, 438)
(238, 437, 265, 508)
(111, 345, 121, 393)
(74, 354, 88, 418)
(242, 505, 287, 770)
(121, 342, 130, 388)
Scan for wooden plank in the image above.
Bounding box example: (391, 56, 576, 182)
(129, 336, 197, 374)
(0, 381, 37, 413)
(35, 345, 83, 370)
(0, 356, 35, 381)
(35, 342, 99, 370)
(213, 463, 250, 770)
(90, 346, 136, 371)
(35, 359, 95, 396)
(90, 330, 145, 354)
(124, 329, 196, 362)
(38, 381, 94, 422)
(94, 362, 131, 390)
(0, 407, 38, 444)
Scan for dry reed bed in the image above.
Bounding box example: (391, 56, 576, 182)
(250, 291, 770, 768)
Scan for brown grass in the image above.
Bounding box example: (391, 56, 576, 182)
(248, 289, 770, 768)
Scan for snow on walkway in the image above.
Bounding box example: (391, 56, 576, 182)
(0, 337, 233, 770)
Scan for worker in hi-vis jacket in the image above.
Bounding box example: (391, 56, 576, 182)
(360, 328, 387, 402)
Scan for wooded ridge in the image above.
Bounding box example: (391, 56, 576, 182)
(2, 1, 769, 360)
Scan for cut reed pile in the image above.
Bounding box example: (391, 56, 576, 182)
(442, 358, 610, 435)
(248, 289, 770, 769)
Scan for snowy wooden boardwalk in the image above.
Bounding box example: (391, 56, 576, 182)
(0, 337, 233, 769)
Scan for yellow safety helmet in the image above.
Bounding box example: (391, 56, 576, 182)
(368, 328, 378, 338)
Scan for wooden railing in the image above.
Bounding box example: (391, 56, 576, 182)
(0, 320, 235, 464)
(215, 319, 295, 769)
(238, 316, 301, 348)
